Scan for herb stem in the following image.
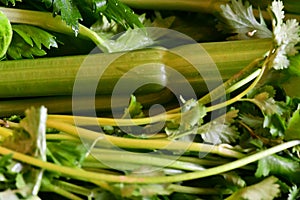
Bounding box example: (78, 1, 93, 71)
(87, 149, 206, 171)
(168, 184, 227, 195)
(0, 140, 298, 184)
(42, 179, 83, 200)
(205, 60, 267, 112)
(0, 126, 13, 138)
(52, 179, 95, 198)
(46, 119, 245, 158)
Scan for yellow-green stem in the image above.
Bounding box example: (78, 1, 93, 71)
(46, 119, 245, 158)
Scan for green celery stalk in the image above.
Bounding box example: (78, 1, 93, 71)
(0, 39, 271, 98)
(0, 39, 271, 116)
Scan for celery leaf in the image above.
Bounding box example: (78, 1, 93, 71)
(42, 0, 82, 33)
(7, 25, 58, 59)
(101, 0, 143, 29)
(12, 25, 58, 50)
(217, 0, 272, 40)
(225, 176, 280, 200)
(0, 10, 12, 59)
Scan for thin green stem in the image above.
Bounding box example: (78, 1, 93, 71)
(87, 149, 205, 171)
(52, 179, 95, 198)
(48, 112, 178, 127)
(0, 140, 297, 184)
(225, 68, 261, 94)
(205, 61, 267, 112)
(0, 126, 13, 138)
(42, 180, 83, 200)
(168, 184, 228, 195)
(46, 134, 80, 141)
(46, 119, 245, 158)
(200, 57, 264, 106)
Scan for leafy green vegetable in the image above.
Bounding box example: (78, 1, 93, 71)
(7, 25, 58, 59)
(255, 154, 300, 183)
(216, 0, 272, 40)
(42, 0, 82, 33)
(12, 25, 58, 50)
(285, 106, 300, 140)
(225, 176, 280, 200)
(199, 109, 239, 144)
(0, 10, 12, 59)
(288, 185, 300, 200)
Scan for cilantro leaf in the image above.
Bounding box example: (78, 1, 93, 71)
(288, 185, 300, 200)
(165, 99, 206, 139)
(217, 0, 272, 40)
(200, 110, 239, 144)
(269, 1, 300, 70)
(255, 154, 300, 184)
(288, 53, 300, 76)
(225, 176, 280, 200)
(285, 106, 300, 140)
(47, 140, 87, 167)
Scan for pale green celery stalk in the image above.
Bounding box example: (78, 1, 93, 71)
(0, 140, 298, 184)
(46, 118, 245, 158)
(0, 39, 271, 117)
(0, 89, 173, 117)
(120, 0, 300, 21)
(0, 39, 270, 98)
(0, 7, 109, 52)
(120, 0, 228, 12)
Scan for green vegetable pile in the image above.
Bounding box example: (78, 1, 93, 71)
(0, 0, 300, 199)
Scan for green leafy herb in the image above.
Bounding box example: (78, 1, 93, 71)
(42, 0, 82, 33)
(7, 25, 58, 59)
(217, 0, 272, 40)
(255, 154, 300, 183)
(225, 176, 280, 200)
(46, 140, 87, 167)
(269, 0, 300, 70)
(285, 105, 300, 140)
(0, 11, 12, 59)
(199, 109, 239, 144)
(288, 185, 300, 200)
(165, 98, 206, 139)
